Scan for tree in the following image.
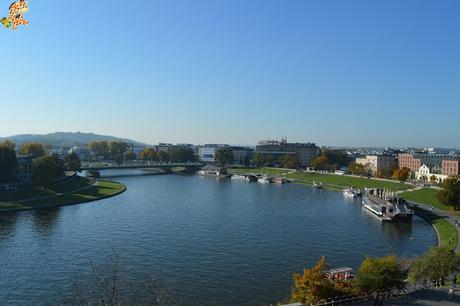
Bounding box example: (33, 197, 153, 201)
(290, 257, 345, 305)
(0, 141, 17, 182)
(430, 175, 437, 184)
(312, 156, 329, 171)
(64, 152, 81, 171)
(157, 151, 169, 162)
(140, 148, 156, 162)
(354, 255, 406, 305)
(33, 154, 65, 189)
(279, 154, 299, 169)
(169, 147, 196, 163)
(438, 176, 460, 210)
(88, 141, 109, 159)
(348, 163, 367, 176)
(323, 149, 352, 169)
(108, 142, 129, 163)
(409, 247, 460, 284)
(124, 151, 137, 161)
(252, 152, 265, 168)
(392, 167, 411, 182)
(215, 148, 233, 167)
(19, 143, 45, 158)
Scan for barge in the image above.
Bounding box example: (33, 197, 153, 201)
(362, 189, 413, 222)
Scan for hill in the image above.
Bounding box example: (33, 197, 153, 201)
(0, 132, 148, 147)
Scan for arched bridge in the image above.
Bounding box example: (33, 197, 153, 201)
(80, 161, 205, 172)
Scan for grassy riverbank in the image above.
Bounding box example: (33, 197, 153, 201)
(0, 176, 126, 211)
(231, 167, 411, 191)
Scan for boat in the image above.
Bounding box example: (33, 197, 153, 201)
(326, 267, 355, 282)
(343, 188, 358, 198)
(231, 174, 247, 181)
(258, 176, 271, 184)
(272, 177, 285, 184)
(362, 189, 413, 222)
(312, 181, 323, 189)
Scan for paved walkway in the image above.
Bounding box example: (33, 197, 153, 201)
(405, 198, 460, 253)
(357, 288, 460, 305)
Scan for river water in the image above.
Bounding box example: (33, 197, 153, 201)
(0, 173, 436, 305)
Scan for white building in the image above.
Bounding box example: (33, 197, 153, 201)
(415, 164, 447, 184)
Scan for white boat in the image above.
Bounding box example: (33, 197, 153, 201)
(258, 176, 271, 184)
(312, 181, 323, 189)
(231, 174, 247, 181)
(362, 189, 413, 222)
(343, 188, 358, 198)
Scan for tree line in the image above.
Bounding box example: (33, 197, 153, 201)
(288, 246, 460, 306)
(0, 141, 81, 189)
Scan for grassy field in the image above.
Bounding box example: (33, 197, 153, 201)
(285, 171, 411, 191)
(414, 207, 458, 251)
(401, 188, 460, 217)
(230, 167, 294, 176)
(0, 179, 126, 211)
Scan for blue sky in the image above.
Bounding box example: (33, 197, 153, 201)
(1, 0, 459, 147)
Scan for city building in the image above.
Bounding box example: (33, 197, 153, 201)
(398, 152, 459, 175)
(255, 138, 320, 167)
(415, 164, 447, 184)
(14, 155, 34, 182)
(354, 155, 397, 175)
(442, 159, 460, 176)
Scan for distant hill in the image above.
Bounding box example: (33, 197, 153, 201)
(0, 132, 148, 147)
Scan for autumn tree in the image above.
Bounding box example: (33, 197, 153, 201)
(215, 147, 234, 167)
(124, 151, 137, 161)
(20, 143, 45, 158)
(392, 167, 411, 182)
(312, 156, 329, 171)
(409, 247, 460, 284)
(290, 257, 345, 305)
(64, 152, 81, 171)
(140, 148, 156, 162)
(438, 176, 460, 210)
(323, 149, 352, 169)
(0, 141, 17, 182)
(33, 154, 65, 189)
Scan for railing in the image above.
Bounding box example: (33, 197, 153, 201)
(81, 161, 204, 169)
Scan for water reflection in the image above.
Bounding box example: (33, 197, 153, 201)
(32, 208, 61, 236)
(0, 212, 19, 239)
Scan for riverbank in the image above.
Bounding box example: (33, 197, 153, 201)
(231, 167, 412, 191)
(0, 176, 126, 212)
(230, 167, 460, 251)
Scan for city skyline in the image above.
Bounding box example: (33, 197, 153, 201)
(2, 0, 460, 148)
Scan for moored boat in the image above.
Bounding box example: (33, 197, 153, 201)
(312, 181, 323, 189)
(362, 189, 413, 222)
(343, 188, 358, 198)
(258, 176, 271, 184)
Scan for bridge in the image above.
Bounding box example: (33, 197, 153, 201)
(80, 161, 205, 172)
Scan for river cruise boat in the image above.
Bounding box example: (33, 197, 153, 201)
(343, 188, 358, 198)
(362, 189, 413, 222)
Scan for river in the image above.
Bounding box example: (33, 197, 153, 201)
(0, 172, 436, 305)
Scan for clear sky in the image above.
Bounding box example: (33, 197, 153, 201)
(1, 0, 459, 148)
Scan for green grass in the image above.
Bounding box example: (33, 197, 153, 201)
(285, 171, 411, 191)
(0, 176, 95, 202)
(0, 179, 126, 211)
(230, 167, 296, 176)
(414, 207, 458, 251)
(401, 188, 446, 209)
